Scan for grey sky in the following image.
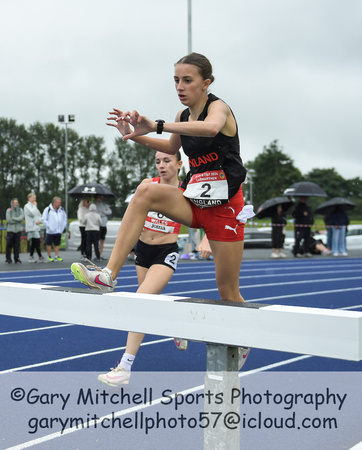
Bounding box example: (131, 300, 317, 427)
(1, 0, 361, 179)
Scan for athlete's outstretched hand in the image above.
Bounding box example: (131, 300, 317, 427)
(117, 110, 156, 141)
(106, 109, 132, 137)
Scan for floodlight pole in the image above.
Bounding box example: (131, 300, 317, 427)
(65, 123, 69, 248)
(188, 0, 192, 53)
(58, 115, 75, 250)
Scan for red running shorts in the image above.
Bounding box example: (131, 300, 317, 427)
(190, 186, 245, 242)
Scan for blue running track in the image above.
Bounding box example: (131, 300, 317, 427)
(1, 258, 361, 450)
(1, 257, 362, 373)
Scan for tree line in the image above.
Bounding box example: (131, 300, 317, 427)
(0, 117, 187, 220)
(243, 140, 362, 219)
(0, 118, 360, 222)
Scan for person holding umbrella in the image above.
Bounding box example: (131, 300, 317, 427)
(271, 204, 287, 258)
(323, 213, 333, 251)
(95, 195, 112, 260)
(84, 203, 102, 261)
(292, 196, 314, 257)
(69, 183, 116, 260)
(315, 198, 355, 257)
(77, 198, 90, 260)
(330, 206, 349, 256)
(256, 196, 292, 259)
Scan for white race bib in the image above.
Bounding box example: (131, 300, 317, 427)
(183, 170, 228, 208)
(164, 252, 179, 270)
(143, 211, 179, 234)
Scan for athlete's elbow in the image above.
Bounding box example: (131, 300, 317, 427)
(208, 126, 220, 137)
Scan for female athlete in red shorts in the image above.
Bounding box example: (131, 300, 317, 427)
(71, 53, 251, 375)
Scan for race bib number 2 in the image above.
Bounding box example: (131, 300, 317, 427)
(183, 170, 229, 208)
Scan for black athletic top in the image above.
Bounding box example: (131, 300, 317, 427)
(180, 93, 246, 199)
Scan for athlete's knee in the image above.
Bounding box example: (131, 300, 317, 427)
(134, 182, 171, 212)
(134, 182, 149, 197)
(132, 183, 154, 207)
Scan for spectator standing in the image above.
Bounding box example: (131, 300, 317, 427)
(95, 194, 112, 259)
(77, 198, 90, 260)
(24, 192, 44, 262)
(324, 213, 333, 251)
(41, 196, 67, 262)
(84, 203, 102, 261)
(5, 198, 24, 264)
(292, 196, 314, 257)
(330, 206, 349, 256)
(271, 204, 287, 258)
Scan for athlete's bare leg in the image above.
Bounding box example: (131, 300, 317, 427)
(209, 240, 245, 302)
(106, 184, 193, 280)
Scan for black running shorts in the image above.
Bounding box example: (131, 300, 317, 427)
(134, 240, 180, 271)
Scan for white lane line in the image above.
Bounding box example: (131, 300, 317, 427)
(75, 273, 362, 290)
(168, 285, 362, 297)
(0, 337, 174, 374)
(0, 323, 74, 336)
(1, 262, 361, 282)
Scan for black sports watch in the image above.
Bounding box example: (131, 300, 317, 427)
(155, 120, 165, 134)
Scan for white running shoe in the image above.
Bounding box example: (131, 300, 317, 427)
(98, 363, 131, 387)
(71, 260, 117, 292)
(279, 252, 287, 258)
(174, 338, 188, 351)
(271, 253, 279, 258)
(28, 257, 36, 263)
(238, 347, 250, 370)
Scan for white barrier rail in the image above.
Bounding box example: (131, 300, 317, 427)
(0, 282, 361, 361)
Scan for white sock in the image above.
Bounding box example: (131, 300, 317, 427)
(120, 353, 135, 372)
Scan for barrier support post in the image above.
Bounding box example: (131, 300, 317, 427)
(204, 344, 240, 449)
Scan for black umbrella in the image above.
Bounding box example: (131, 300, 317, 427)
(256, 197, 294, 219)
(283, 181, 327, 197)
(315, 197, 355, 215)
(68, 182, 115, 198)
